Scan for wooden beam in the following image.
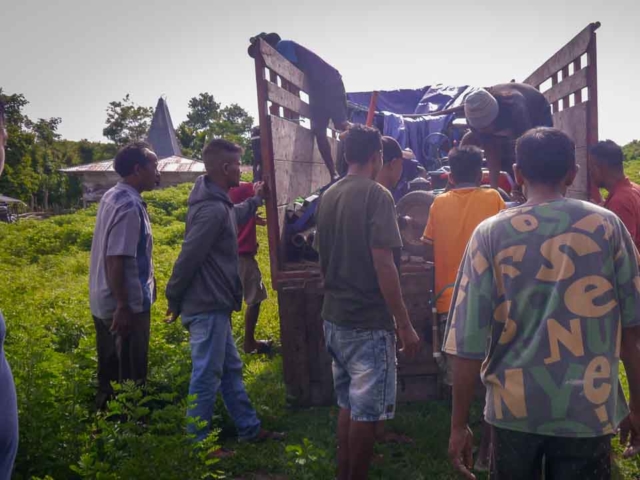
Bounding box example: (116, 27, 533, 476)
(586, 30, 601, 203)
(254, 53, 283, 289)
(267, 82, 311, 118)
(258, 39, 311, 93)
(543, 67, 589, 106)
(524, 22, 600, 89)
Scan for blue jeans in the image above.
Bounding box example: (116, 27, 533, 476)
(323, 321, 397, 422)
(183, 311, 261, 442)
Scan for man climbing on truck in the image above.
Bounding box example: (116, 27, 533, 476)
(461, 82, 553, 197)
(248, 32, 350, 180)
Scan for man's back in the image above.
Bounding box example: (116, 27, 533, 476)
(446, 198, 640, 437)
(423, 187, 505, 313)
(276, 40, 341, 88)
(316, 176, 402, 331)
(604, 178, 640, 251)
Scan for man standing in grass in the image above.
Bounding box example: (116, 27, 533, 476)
(229, 182, 271, 355)
(446, 127, 640, 480)
(422, 145, 505, 471)
(89, 142, 160, 410)
(165, 139, 283, 449)
(315, 125, 420, 480)
(589, 140, 640, 250)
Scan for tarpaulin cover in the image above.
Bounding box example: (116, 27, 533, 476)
(347, 85, 478, 169)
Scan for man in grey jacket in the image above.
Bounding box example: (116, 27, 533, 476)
(166, 138, 282, 448)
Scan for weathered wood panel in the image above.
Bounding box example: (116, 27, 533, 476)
(258, 40, 310, 93)
(543, 67, 588, 105)
(267, 83, 311, 119)
(524, 22, 599, 88)
(271, 116, 335, 207)
(553, 102, 589, 200)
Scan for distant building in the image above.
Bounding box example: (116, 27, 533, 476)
(62, 97, 205, 205)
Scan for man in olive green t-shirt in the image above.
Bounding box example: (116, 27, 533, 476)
(316, 124, 420, 480)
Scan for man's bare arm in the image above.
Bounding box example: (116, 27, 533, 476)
(371, 248, 420, 356)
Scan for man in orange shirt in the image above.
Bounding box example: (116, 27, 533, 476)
(421, 145, 506, 470)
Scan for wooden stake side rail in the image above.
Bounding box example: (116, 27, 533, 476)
(254, 39, 337, 289)
(523, 22, 601, 202)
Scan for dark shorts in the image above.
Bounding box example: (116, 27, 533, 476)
(309, 79, 348, 131)
(490, 426, 611, 480)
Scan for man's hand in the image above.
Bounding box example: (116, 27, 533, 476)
(164, 308, 179, 324)
(620, 411, 640, 458)
(449, 425, 476, 480)
(111, 304, 133, 337)
(397, 324, 421, 358)
(254, 181, 266, 200)
(256, 215, 267, 227)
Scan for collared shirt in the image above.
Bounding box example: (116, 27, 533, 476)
(445, 199, 640, 438)
(604, 177, 640, 251)
(89, 182, 155, 319)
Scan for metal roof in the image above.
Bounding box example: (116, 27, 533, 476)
(61, 156, 206, 174)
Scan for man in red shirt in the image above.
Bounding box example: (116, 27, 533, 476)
(229, 181, 270, 354)
(590, 140, 640, 250)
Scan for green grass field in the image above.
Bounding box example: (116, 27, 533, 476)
(2, 170, 640, 479)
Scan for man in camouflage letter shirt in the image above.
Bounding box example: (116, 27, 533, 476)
(446, 127, 640, 480)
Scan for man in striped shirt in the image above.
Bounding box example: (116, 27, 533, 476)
(89, 142, 160, 410)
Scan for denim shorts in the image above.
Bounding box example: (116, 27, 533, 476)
(323, 321, 397, 422)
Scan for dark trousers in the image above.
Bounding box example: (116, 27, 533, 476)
(491, 426, 611, 480)
(93, 312, 151, 410)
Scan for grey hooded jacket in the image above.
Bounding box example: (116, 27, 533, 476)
(166, 175, 262, 316)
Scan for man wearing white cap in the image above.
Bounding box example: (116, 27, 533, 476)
(461, 83, 553, 195)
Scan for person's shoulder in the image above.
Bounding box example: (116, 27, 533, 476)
(101, 184, 139, 212)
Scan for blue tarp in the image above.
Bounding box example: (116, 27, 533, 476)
(347, 85, 478, 169)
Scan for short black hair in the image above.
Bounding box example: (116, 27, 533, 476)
(114, 141, 154, 178)
(448, 146, 483, 184)
(516, 127, 576, 185)
(382, 136, 402, 164)
(344, 124, 382, 165)
(590, 140, 624, 169)
(0, 99, 5, 125)
(203, 138, 243, 160)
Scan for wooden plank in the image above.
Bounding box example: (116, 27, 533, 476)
(561, 66, 570, 110)
(254, 56, 283, 289)
(586, 33, 602, 203)
(271, 115, 337, 165)
(267, 82, 311, 118)
(524, 22, 600, 88)
(542, 67, 589, 105)
(553, 102, 588, 147)
(258, 39, 311, 93)
(567, 147, 589, 200)
(553, 102, 589, 201)
(397, 375, 439, 403)
(278, 287, 312, 406)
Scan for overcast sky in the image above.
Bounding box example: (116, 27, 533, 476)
(2, 0, 638, 145)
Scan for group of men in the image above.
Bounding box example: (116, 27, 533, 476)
(88, 139, 281, 454)
(315, 122, 640, 480)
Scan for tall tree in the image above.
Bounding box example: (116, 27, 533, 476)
(177, 93, 254, 163)
(103, 94, 153, 146)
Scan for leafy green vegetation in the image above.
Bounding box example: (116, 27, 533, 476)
(3, 165, 640, 478)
